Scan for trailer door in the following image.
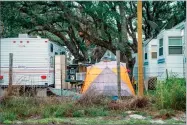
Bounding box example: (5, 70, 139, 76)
(54, 55, 66, 89)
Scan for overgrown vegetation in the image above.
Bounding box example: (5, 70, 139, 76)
(0, 95, 150, 123)
(0, 77, 186, 124)
(155, 77, 186, 110)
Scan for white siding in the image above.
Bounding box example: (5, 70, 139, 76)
(48, 42, 66, 86)
(143, 39, 158, 80)
(134, 21, 186, 81)
(0, 38, 50, 86)
(157, 29, 184, 80)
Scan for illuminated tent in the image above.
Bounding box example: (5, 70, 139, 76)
(81, 61, 135, 96)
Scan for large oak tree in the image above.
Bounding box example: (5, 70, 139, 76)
(0, 1, 185, 72)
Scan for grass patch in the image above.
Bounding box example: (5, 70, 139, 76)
(166, 119, 185, 124)
(2, 117, 186, 125)
(133, 111, 147, 116)
(121, 112, 128, 117)
(85, 107, 108, 116)
(72, 110, 85, 117)
(128, 118, 151, 124)
(0, 112, 17, 122)
(17, 117, 153, 124)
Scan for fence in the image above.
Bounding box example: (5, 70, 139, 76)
(0, 61, 186, 97)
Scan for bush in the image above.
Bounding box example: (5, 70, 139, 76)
(127, 96, 150, 109)
(77, 88, 110, 106)
(155, 77, 186, 110)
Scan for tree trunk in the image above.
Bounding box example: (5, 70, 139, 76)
(119, 3, 129, 53)
(120, 52, 135, 80)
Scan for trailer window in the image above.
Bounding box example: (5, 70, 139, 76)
(168, 37, 182, 54)
(70, 69, 76, 74)
(145, 53, 147, 60)
(144, 48, 148, 60)
(159, 38, 163, 56)
(50, 44, 53, 53)
(60, 51, 65, 55)
(151, 45, 157, 59)
(50, 56, 54, 67)
(55, 52, 58, 55)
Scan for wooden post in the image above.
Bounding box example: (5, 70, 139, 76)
(166, 69, 168, 80)
(116, 50, 121, 99)
(137, 0, 144, 96)
(60, 55, 63, 96)
(186, 2, 187, 88)
(8, 53, 13, 95)
(185, 2, 187, 114)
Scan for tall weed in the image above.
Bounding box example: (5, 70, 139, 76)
(155, 77, 186, 110)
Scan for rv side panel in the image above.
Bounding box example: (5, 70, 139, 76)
(0, 38, 49, 86)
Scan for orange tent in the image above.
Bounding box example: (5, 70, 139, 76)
(81, 61, 135, 96)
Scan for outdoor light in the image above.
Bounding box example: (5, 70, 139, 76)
(0, 75, 3, 80)
(41, 75, 47, 79)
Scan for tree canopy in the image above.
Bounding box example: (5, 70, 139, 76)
(0, 1, 186, 68)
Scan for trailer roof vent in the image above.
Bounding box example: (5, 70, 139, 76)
(18, 34, 29, 38)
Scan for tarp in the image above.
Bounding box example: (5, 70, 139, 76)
(48, 87, 81, 99)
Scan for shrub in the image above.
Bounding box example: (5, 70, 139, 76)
(127, 96, 150, 109)
(77, 88, 110, 106)
(107, 101, 126, 110)
(155, 77, 186, 110)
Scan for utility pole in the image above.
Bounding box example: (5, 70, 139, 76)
(116, 50, 121, 99)
(137, 0, 144, 96)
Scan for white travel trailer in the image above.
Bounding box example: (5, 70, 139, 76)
(173, 21, 186, 79)
(157, 24, 185, 80)
(133, 21, 186, 85)
(143, 39, 158, 80)
(0, 34, 66, 89)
